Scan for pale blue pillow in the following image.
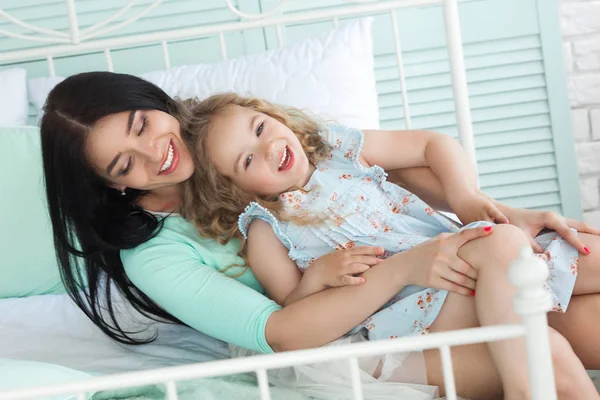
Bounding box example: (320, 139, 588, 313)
(0, 358, 93, 399)
(0, 126, 66, 298)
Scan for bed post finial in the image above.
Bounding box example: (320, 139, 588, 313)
(508, 246, 557, 400)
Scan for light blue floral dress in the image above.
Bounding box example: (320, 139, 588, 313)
(238, 122, 578, 341)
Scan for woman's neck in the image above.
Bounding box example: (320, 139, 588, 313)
(137, 183, 182, 213)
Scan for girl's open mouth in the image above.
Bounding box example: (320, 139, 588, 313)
(278, 145, 293, 172)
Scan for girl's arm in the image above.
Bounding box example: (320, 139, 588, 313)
(247, 220, 382, 307)
(362, 129, 507, 223)
(385, 166, 451, 212)
(265, 252, 414, 351)
(361, 129, 477, 205)
(283, 275, 324, 307)
(246, 220, 322, 306)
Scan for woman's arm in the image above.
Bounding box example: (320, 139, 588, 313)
(122, 218, 486, 354)
(266, 252, 413, 351)
(123, 227, 413, 353)
(385, 166, 600, 255)
(266, 225, 490, 351)
(122, 237, 281, 354)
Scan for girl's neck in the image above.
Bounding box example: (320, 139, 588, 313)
(300, 163, 316, 188)
(281, 163, 316, 195)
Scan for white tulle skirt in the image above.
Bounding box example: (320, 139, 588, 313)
(230, 330, 439, 400)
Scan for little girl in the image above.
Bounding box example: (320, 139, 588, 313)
(181, 93, 598, 399)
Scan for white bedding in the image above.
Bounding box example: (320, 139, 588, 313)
(0, 291, 229, 375)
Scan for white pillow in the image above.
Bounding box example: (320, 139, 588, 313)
(28, 18, 379, 129)
(0, 68, 28, 126)
(28, 76, 64, 118)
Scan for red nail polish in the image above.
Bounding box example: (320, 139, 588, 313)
(484, 226, 492, 232)
(584, 247, 591, 254)
(471, 290, 476, 296)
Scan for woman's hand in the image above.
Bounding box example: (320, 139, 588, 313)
(305, 246, 385, 288)
(450, 191, 509, 225)
(498, 206, 600, 255)
(393, 226, 494, 295)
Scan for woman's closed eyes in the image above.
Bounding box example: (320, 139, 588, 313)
(120, 114, 150, 176)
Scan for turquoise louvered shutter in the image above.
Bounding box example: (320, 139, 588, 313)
(258, 0, 581, 219)
(1, 0, 580, 218)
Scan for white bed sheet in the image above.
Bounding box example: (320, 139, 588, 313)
(0, 291, 230, 375)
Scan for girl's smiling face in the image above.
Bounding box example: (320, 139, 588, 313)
(205, 105, 312, 196)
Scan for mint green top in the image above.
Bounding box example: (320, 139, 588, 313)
(120, 215, 281, 353)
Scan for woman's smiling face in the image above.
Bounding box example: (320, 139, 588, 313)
(85, 109, 195, 193)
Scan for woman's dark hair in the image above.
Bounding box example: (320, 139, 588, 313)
(40, 72, 182, 344)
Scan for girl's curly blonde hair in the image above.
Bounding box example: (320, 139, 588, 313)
(179, 93, 331, 270)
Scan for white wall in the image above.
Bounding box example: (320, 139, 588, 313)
(561, 0, 600, 226)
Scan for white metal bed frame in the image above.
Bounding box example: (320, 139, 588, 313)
(0, 1, 558, 399)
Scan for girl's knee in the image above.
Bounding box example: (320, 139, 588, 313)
(460, 224, 530, 271)
(485, 224, 529, 252)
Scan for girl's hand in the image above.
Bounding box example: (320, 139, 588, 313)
(499, 206, 600, 255)
(450, 191, 510, 225)
(395, 226, 494, 295)
(306, 246, 385, 288)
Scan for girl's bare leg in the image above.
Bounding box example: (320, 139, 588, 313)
(425, 225, 598, 399)
(424, 292, 502, 399)
(426, 291, 599, 399)
(457, 224, 533, 398)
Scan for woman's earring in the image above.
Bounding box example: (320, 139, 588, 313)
(121, 188, 127, 196)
